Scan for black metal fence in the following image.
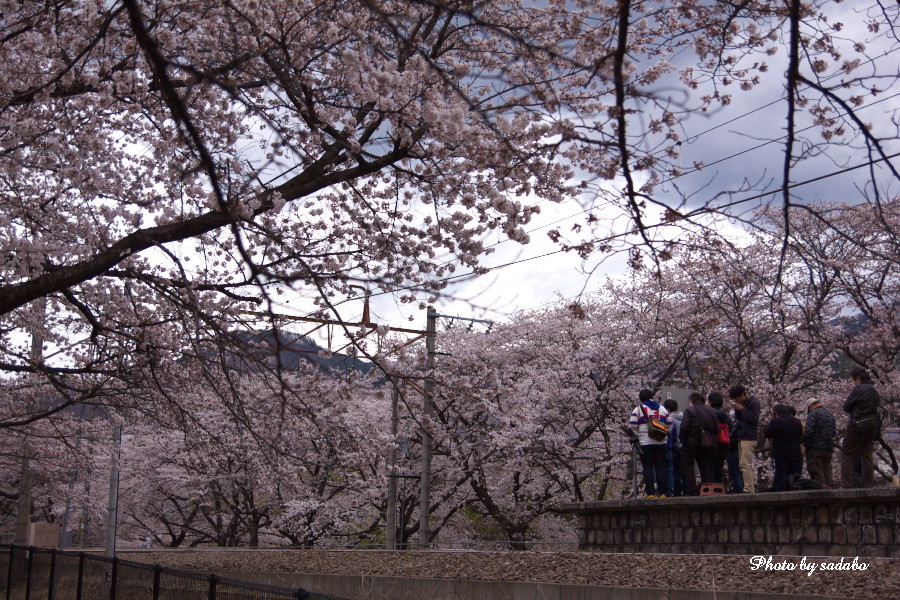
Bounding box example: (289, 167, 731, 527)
(1, 545, 348, 600)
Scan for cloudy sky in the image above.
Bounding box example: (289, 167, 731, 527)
(260, 2, 900, 349)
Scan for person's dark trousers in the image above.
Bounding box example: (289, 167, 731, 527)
(640, 444, 667, 496)
(697, 447, 715, 485)
(726, 447, 743, 493)
(665, 447, 685, 496)
(840, 426, 876, 488)
(806, 448, 834, 487)
(682, 446, 715, 496)
(772, 457, 803, 491)
(671, 448, 684, 496)
(665, 448, 675, 496)
(713, 444, 728, 484)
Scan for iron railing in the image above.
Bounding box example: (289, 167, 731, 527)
(0, 544, 348, 600)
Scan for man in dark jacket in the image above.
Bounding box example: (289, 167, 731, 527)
(765, 404, 803, 491)
(840, 368, 881, 488)
(729, 385, 760, 493)
(803, 398, 836, 487)
(679, 392, 719, 496)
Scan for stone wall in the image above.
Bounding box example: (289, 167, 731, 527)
(223, 572, 856, 600)
(557, 488, 900, 557)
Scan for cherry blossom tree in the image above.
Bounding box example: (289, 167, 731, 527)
(405, 226, 898, 541)
(655, 238, 836, 401)
(772, 201, 900, 397)
(3, 0, 899, 546)
(10, 207, 900, 548)
(0, 406, 110, 544)
(763, 201, 900, 479)
(1, 0, 580, 430)
(113, 358, 394, 548)
(382, 284, 718, 547)
(3, 0, 896, 432)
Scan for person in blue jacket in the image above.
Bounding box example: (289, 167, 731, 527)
(663, 398, 684, 497)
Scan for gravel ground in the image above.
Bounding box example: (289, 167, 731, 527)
(125, 549, 900, 599)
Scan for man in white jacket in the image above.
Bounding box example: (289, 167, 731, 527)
(628, 389, 670, 498)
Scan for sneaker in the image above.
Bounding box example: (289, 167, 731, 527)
(645, 494, 657, 499)
(659, 494, 668, 498)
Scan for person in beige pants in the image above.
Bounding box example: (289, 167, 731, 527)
(728, 385, 760, 493)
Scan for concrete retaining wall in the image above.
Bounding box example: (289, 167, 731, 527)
(557, 487, 900, 557)
(224, 571, 854, 600)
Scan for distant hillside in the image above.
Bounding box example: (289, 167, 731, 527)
(241, 330, 374, 375)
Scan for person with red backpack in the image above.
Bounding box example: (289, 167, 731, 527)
(708, 392, 734, 486)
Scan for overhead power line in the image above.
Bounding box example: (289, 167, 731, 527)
(686, 150, 900, 218)
(319, 148, 900, 315)
(283, 49, 900, 320)
(502, 88, 900, 251)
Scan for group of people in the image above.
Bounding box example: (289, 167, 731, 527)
(626, 368, 883, 497)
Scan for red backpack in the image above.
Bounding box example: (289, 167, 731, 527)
(717, 420, 731, 444)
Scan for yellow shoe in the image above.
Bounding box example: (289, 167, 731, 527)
(660, 494, 668, 498)
(645, 494, 657, 498)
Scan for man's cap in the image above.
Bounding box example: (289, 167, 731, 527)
(805, 398, 821, 412)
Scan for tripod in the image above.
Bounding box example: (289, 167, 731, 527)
(620, 424, 643, 498)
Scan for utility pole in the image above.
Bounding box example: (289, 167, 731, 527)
(418, 307, 436, 549)
(104, 427, 122, 558)
(385, 384, 399, 550)
(60, 388, 95, 549)
(13, 453, 32, 547)
(59, 444, 79, 549)
(14, 299, 45, 548)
